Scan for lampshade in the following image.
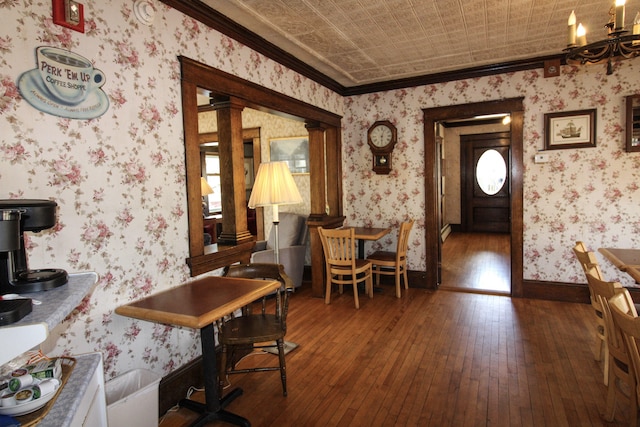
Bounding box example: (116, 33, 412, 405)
(200, 177, 214, 196)
(248, 161, 302, 265)
(248, 161, 302, 209)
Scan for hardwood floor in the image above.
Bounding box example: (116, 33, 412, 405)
(441, 232, 511, 295)
(159, 281, 629, 426)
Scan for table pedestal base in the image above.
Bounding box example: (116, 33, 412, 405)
(180, 387, 249, 427)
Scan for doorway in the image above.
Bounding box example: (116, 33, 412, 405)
(461, 132, 510, 233)
(422, 98, 524, 297)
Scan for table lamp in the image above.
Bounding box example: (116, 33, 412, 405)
(201, 177, 214, 216)
(248, 161, 302, 264)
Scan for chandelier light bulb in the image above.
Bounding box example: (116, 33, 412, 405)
(568, 11, 577, 46)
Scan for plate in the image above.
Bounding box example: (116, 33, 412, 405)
(0, 386, 58, 417)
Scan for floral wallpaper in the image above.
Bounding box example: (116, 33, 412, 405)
(1, 0, 639, 383)
(0, 0, 339, 380)
(343, 64, 640, 287)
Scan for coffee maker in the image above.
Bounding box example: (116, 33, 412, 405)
(0, 199, 68, 294)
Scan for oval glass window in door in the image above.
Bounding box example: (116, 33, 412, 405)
(476, 149, 506, 195)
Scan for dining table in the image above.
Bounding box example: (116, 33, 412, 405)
(115, 275, 281, 427)
(598, 247, 640, 284)
(352, 227, 391, 259)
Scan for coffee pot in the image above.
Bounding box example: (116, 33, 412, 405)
(0, 199, 68, 294)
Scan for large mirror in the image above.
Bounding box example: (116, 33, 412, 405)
(626, 94, 640, 153)
(180, 56, 344, 280)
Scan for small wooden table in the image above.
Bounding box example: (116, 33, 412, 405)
(352, 227, 391, 259)
(115, 276, 280, 427)
(599, 248, 640, 284)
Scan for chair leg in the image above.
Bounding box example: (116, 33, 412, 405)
(604, 366, 616, 422)
(325, 274, 332, 305)
(367, 273, 373, 299)
(594, 334, 603, 362)
(395, 269, 401, 298)
(402, 264, 409, 289)
(603, 345, 610, 387)
(276, 339, 287, 397)
(218, 344, 228, 397)
(352, 273, 360, 309)
(630, 384, 638, 427)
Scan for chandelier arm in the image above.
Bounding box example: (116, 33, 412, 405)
(617, 38, 640, 59)
(566, 43, 614, 64)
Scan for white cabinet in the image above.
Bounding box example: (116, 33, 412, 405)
(1, 272, 107, 427)
(37, 353, 107, 427)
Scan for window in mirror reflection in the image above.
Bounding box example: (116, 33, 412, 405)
(201, 142, 222, 216)
(204, 154, 221, 214)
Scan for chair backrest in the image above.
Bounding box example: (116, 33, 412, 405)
(396, 220, 414, 261)
(318, 227, 357, 270)
(223, 263, 294, 329)
(573, 241, 605, 280)
(587, 272, 632, 362)
(609, 292, 640, 389)
(586, 269, 625, 305)
(267, 212, 307, 249)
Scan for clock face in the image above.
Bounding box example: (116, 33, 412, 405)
(370, 124, 393, 148)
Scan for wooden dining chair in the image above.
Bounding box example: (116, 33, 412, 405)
(603, 290, 639, 426)
(217, 263, 294, 397)
(574, 241, 610, 383)
(586, 270, 632, 414)
(366, 220, 414, 298)
(318, 227, 373, 309)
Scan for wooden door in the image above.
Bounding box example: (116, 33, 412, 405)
(461, 132, 510, 233)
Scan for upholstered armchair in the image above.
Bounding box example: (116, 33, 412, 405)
(250, 212, 307, 289)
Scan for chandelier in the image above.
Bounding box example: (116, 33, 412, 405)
(564, 0, 640, 74)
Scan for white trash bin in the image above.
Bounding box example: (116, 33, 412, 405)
(106, 368, 161, 427)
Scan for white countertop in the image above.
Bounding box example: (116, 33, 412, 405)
(0, 272, 98, 366)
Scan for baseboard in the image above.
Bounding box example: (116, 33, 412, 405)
(522, 279, 640, 304)
(521, 280, 590, 303)
(441, 224, 452, 242)
(158, 347, 253, 416)
(158, 356, 203, 416)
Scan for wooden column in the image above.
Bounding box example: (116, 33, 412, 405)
(306, 122, 327, 220)
(306, 123, 345, 297)
(324, 125, 343, 217)
(214, 97, 253, 245)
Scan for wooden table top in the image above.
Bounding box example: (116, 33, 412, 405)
(351, 227, 391, 241)
(115, 276, 280, 329)
(599, 248, 640, 283)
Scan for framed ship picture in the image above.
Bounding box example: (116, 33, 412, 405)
(544, 109, 596, 150)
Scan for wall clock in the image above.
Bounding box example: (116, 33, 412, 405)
(367, 120, 397, 174)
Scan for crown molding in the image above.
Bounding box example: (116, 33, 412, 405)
(161, 1, 566, 97)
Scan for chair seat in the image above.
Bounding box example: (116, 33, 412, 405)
(330, 259, 373, 276)
(366, 220, 413, 298)
(367, 251, 397, 263)
(221, 315, 284, 344)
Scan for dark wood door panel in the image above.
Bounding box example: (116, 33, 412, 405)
(461, 132, 511, 233)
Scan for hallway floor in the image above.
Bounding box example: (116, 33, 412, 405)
(440, 232, 511, 295)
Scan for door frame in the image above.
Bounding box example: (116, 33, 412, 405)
(423, 98, 524, 297)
